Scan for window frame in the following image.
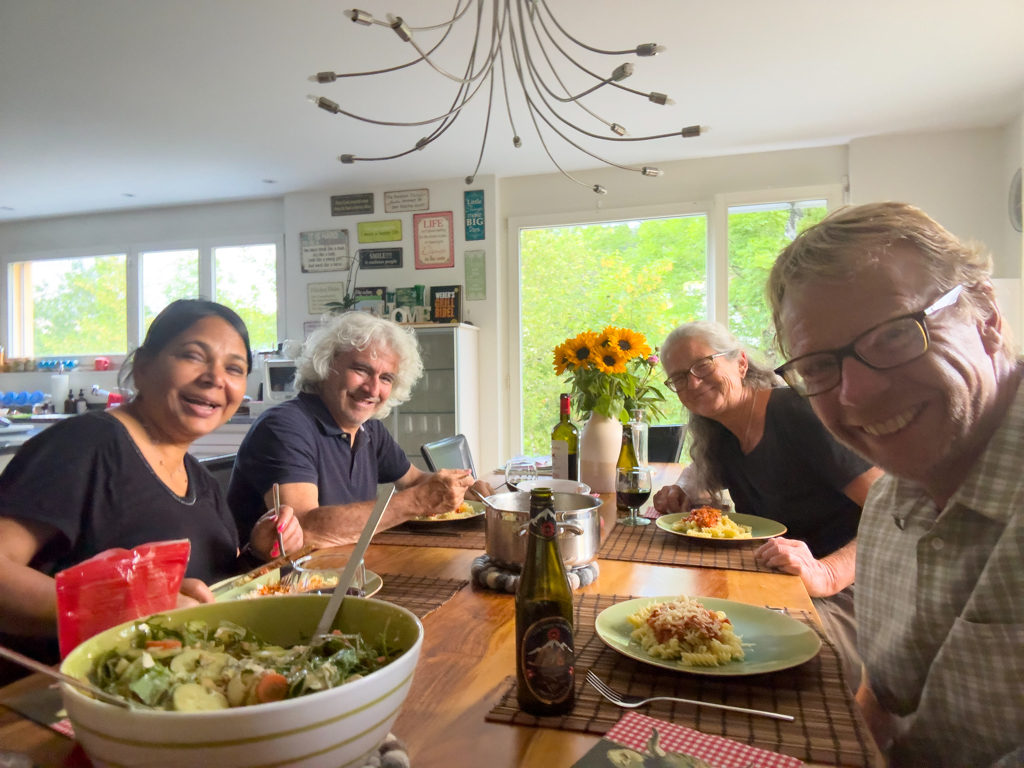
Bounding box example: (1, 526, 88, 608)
(4, 233, 285, 360)
(507, 201, 711, 457)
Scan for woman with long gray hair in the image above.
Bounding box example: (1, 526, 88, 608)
(652, 320, 881, 689)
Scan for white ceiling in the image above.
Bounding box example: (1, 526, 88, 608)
(2, 0, 1023, 221)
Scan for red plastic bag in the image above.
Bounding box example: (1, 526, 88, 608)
(55, 540, 191, 658)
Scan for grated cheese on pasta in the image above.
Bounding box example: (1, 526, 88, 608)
(626, 596, 745, 666)
(671, 506, 752, 539)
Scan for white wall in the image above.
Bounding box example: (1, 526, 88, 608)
(281, 176, 503, 473)
(0, 198, 284, 256)
(848, 127, 1008, 273)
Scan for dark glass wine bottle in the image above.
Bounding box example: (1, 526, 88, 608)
(616, 423, 639, 510)
(550, 394, 580, 481)
(516, 488, 576, 716)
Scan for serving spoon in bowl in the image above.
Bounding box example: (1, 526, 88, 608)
(0, 643, 132, 709)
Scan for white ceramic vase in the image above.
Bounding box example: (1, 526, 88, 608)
(579, 411, 622, 493)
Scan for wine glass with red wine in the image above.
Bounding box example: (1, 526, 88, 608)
(616, 467, 653, 527)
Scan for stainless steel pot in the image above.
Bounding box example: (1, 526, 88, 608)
(484, 491, 602, 569)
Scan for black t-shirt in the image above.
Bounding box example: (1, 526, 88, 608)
(227, 392, 411, 541)
(712, 387, 872, 558)
(0, 411, 240, 584)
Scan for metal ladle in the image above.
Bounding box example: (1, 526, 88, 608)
(0, 644, 131, 709)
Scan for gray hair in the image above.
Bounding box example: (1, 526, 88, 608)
(294, 312, 423, 419)
(662, 321, 781, 498)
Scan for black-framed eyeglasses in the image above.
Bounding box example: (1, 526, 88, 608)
(664, 352, 731, 392)
(774, 284, 964, 397)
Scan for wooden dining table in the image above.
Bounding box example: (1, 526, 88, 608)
(0, 464, 871, 767)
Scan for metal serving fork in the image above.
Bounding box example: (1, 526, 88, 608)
(585, 670, 794, 722)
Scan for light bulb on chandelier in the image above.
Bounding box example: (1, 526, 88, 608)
(307, 1, 706, 192)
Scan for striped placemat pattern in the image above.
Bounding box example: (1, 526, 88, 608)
(376, 573, 469, 619)
(599, 520, 775, 573)
(485, 594, 879, 767)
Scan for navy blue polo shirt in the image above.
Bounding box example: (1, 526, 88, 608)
(227, 392, 410, 540)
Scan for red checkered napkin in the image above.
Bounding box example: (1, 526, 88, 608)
(606, 711, 803, 768)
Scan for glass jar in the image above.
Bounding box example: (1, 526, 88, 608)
(628, 409, 649, 467)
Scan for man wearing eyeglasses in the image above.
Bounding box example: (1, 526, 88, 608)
(769, 202, 1023, 768)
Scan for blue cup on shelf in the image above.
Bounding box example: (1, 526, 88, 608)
(2, 392, 16, 407)
(29, 391, 45, 404)
(13, 391, 28, 406)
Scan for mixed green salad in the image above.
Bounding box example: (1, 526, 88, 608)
(87, 617, 404, 711)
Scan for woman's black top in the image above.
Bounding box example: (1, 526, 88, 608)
(711, 387, 872, 558)
(0, 411, 240, 584)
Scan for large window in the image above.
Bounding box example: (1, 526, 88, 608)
(514, 186, 839, 457)
(727, 200, 828, 361)
(519, 215, 706, 455)
(8, 240, 281, 358)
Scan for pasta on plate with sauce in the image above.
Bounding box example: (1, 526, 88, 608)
(671, 506, 752, 539)
(627, 596, 745, 667)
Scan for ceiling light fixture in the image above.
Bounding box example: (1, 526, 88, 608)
(307, 0, 707, 193)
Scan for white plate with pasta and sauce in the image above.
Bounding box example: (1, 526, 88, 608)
(656, 508, 787, 542)
(405, 499, 485, 527)
(594, 595, 821, 676)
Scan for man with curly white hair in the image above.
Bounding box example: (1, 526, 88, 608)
(228, 312, 487, 548)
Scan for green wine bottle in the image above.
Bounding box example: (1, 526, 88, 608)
(550, 394, 580, 481)
(616, 423, 638, 510)
(516, 488, 576, 716)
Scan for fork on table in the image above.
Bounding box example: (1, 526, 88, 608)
(585, 670, 794, 722)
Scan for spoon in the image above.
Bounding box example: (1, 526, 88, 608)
(0, 644, 131, 709)
(313, 485, 395, 638)
(273, 482, 286, 558)
(466, 487, 499, 512)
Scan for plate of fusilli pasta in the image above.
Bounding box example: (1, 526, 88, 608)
(656, 508, 787, 541)
(595, 595, 821, 676)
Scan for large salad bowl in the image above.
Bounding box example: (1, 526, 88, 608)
(59, 595, 423, 768)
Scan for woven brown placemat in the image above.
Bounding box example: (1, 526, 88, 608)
(376, 573, 469, 619)
(486, 594, 879, 767)
(599, 520, 776, 573)
(373, 517, 487, 550)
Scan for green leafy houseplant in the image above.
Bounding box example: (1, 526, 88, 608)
(553, 326, 667, 422)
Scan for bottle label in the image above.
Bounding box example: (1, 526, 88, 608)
(520, 616, 575, 705)
(551, 440, 569, 480)
(530, 508, 558, 539)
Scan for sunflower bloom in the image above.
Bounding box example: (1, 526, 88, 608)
(596, 326, 617, 350)
(552, 343, 574, 375)
(565, 332, 600, 367)
(610, 327, 651, 359)
(594, 346, 628, 374)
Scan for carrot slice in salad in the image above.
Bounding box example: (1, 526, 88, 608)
(145, 639, 182, 651)
(255, 672, 289, 703)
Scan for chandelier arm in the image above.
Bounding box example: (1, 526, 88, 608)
(536, 0, 639, 56)
(467, 63, 498, 181)
(496, 3, 519, 139)
(401, 0, 506, 86)
(331, 0, 463, 79)
(523, 8, 617, 122)
(406, 0, 477, 32)
(509, 4, 633, 179)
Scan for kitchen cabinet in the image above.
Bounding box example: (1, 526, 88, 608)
(381, 324, 479, 472)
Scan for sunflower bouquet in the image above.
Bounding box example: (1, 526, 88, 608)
(553, 326, 668, 421)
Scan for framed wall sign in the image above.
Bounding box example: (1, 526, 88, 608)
(300, 229, 351, 273)
(357, 220, 403, 243)
(384, 189, 429, 213)
(307, 282, 347, 314)
(331, 193, 374, 216)
(464, 250, 486, 300)
(413, 211, 454, 269)
(464, 190, 485, 241)
(358, 247, 403, 269)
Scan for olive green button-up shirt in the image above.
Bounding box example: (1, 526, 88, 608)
(857, 386, 1024, 768)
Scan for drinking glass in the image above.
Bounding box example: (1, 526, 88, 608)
(505, 458, 539, 491)
(616, 466, 653, 527)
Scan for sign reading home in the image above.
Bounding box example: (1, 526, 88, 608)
(357, 220, 402, 243)
(330, 192, 374, 216)
(359, 248, 403, 270)
(300, 229, 351, 273)
(413, 211, 454, 269)
(384, 189, 429, 213)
